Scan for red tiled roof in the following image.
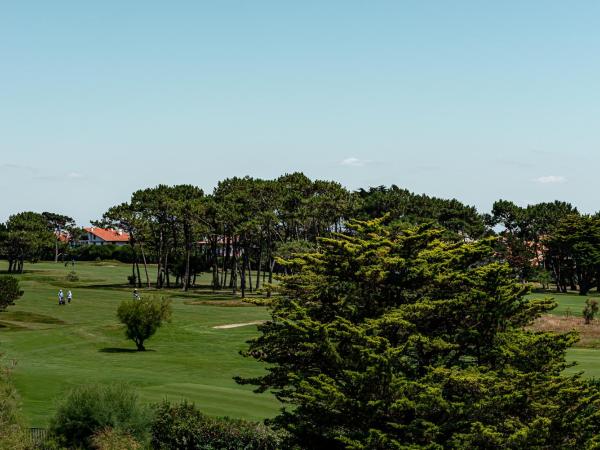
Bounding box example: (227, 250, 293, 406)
(55, 231, 71, 242)
(84, 227, 130, 242)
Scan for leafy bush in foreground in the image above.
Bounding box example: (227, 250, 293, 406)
(48, 383, 149, 449)
(91, 428, 141, 450)
(0, 362, 28, 450)
(150, 401, 287, 450)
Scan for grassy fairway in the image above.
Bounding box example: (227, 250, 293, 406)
(0, 261, 279, 427)
(527, 290, 600, 378)
(527, 290, 600, 317)
(566, 348, 600, 375)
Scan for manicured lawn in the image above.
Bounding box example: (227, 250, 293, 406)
(0, 261, 279, 427)
(566, 348, 600, 378)
(527, 290, 600, 317)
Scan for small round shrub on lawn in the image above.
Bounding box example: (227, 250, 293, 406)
(117, 296, 172, 351)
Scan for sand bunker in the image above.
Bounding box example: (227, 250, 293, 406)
(212, 321, 264, 329)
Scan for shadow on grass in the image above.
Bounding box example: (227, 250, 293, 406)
(0, 321, 30, 331)
(82, 284, 133, 290)
(0, 311, 65, 325)
(99, 347, 156, 353)
(529, 287, 554, 294)
(0, 270, 35, 275)
(183, 299, 256, 307)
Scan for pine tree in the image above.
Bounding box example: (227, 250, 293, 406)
(238, 218, 600, 449)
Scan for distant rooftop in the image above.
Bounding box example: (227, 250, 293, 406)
(83, 226, 130, 242)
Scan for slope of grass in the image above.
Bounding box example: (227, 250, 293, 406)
(0, 261, 278, 427)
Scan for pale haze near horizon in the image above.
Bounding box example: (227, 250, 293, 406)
(1, 1, 599, 225)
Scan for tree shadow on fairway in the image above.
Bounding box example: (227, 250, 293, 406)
(83, 284, 132, 290)
(99, 347, 156, 353)
(0, 270, 35, 275)
(0, 321, 29, 331)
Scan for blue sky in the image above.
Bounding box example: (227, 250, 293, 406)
(1, 1, 599, 225)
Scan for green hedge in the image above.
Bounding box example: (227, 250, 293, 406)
(150, 401, 287, 450)
(69, 244, 136, 263)
(48, 383, 150, 449)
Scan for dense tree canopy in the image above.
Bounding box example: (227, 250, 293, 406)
(0, 211, 54, 273)
(41, 211, 76, 262)
(488, 200, 579, 282)
(93, 174, 356, 295)
(0, 276, 23, 312)
(238, 218, 600, 449)
(6, 173, 600, 299)
(88, 175, 489, 296)
(545, 215, 600, 295)
(355, 185, 486, 239)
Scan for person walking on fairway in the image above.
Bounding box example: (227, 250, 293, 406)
(67, 290, 72, 303)
(133, 289, 140, 300)
(58, 289, 64, 305)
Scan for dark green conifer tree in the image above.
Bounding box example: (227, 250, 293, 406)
(238, 218, 600, 449)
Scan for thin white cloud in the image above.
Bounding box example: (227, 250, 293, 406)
(1, 164, 84, 181)
(33, 171, 86, 181)
(0, 163, 36, 173)
(340, 157, 370, 167)
(534, 175, 567, 184)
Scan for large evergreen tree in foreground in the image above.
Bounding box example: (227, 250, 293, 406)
(239, 218, 600, 449)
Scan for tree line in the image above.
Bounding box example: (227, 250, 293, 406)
(487, 200, 600, 295)
(3, 172, 600, 296)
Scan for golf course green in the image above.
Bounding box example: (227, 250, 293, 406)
(0, 261, 279, 427)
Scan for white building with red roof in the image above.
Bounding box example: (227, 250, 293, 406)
(82, 227, 130, 246)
